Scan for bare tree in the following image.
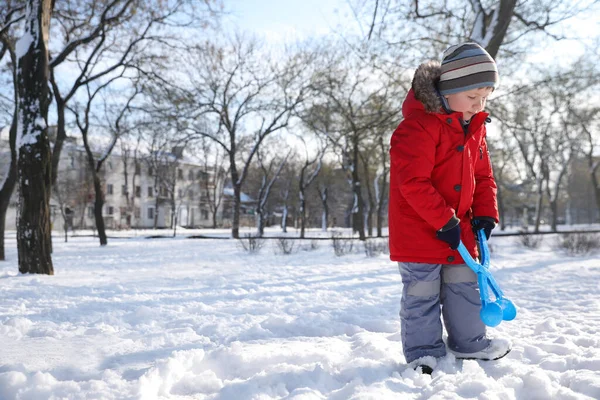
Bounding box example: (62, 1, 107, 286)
(67, 75, 140, 245)
(575, 108, 600, 220)
(49, 0, 217, 186)
(144, 131, 185, 234)
(15, 0, 54, 274)
(353, 0, 599, 58)
(494, 68, 586, 232)
(179, 36, 313, 238)
(119, 134, 142, 228)
(317, 184, 329, 232)
(359, 143, 377, 237)
(255, 146, 290, 237)
(52, 163, 82, 242)
(197, 137, 228, 229)
(0, 4, 23, 261)
(303, 52, 402, 240)
(278, 162, 296, 233)
(374, 133, 389, 237)
(297, 136, 325, 238)
(485, 135, 521, 231)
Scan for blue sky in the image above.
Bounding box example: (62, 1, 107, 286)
(223, 0, 354, 42)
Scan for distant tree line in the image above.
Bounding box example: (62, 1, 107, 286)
(1, 0, 599, 274)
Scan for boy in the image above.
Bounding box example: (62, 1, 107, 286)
(388, 43, 511, 375)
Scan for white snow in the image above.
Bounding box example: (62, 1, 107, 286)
(0, 229, 599, 399)
(15, 31, 34, 60)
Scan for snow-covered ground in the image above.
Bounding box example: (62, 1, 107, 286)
(0, 229, 599, 399)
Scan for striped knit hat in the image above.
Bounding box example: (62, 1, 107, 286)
(438, 42, 498, 96)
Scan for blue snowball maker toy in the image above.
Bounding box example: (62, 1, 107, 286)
(456, 229, 517, 327)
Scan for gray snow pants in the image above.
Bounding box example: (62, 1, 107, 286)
(398, 262, 490, 363)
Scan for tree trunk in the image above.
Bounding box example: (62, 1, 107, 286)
(361, 157, 375, 238)
(50, 93, 66, 186)
(171, 201, 177, 237)
(480, 0, 518, 59)
(0, 113, 18, 261)
(376, 136, 388, 238)
(590, 167, 600, 223)
(352, 139, 366, 241)
(299, 191, 306, 238)
(497, 182, 506, 231)
(232, 184, 241, 239)
(282, 205, 288, 233)
(16, 0, 55, 274)
(375, 171, 386, 238)
(533, 178, 544, 232)
(366, 206, 373, 237)
(153, 175, 159, 229)
(320, 187, 328, 232)
(92, 173, 107, 246)
(549, 199, 558, 232)
(257, 210, 265, 237)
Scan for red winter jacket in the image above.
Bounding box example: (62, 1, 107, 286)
(388, 61, 498, 264)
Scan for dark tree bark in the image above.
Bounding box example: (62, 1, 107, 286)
(359, 150, 375, 237)
(318, 185, 329, 232)
(351, 138, 366, 240)
(298, 143, 323, 239)
(91, 172, 107, 245)
(255, 150, 288, 237)
(375, 135, 388, 237)
(16, 0, 55, 274)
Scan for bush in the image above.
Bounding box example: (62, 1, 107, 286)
(275, 237, 297, 255)
(331, 231, 354, 256)
(364, 239, 389, 257)
(238, 234, 265, 254)
(300, 239, 319, 251)
(557, 232, 600, 256)
(518, 228, 543, 249)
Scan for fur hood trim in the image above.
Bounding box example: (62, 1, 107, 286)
(412, 61, 444, 113)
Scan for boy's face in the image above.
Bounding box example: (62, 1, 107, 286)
(445, 87, 494, 122)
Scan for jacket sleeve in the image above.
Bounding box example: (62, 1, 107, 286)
(390, 117, 456, 231)
(472, 132, 499, 222)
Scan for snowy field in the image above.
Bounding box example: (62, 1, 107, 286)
(0, 229, 599, 399)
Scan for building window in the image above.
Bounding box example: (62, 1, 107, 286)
(134, 207, 141, 219)
(135, 162, 141, 175)
(188, 170, 194, 180)
(201, 209, 209, 220)
(108, 161, 113, 170)
(120, 207, 127, 215)
(87, 207, 94, 218)
(147, 207, 154, 220)
(148, 186, 153, 197)
(178, 169, 183, 179)
(122, 185, 127, 196)
(107, 206, 114, 215)
(135, 186, 141, 198)
(148, 167, 154, 176)
(188, 190, 194, 200)
(160, 186, 168, 197)
(107, 184, 113, 195)
(178, 189, 182, 198)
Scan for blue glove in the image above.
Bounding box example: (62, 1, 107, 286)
(436, 217, 461, 250)
(472, 217, 496, 240)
